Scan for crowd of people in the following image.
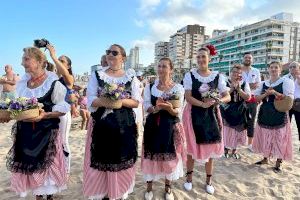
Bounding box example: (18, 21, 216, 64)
(0, 42, 299, 200)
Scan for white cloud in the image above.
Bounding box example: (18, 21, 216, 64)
(138, 0, 161, 15)
(134, 19, 145, 27)
(134, 0, 300, 66)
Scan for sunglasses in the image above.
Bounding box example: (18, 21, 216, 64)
(106, 50, 120, 56)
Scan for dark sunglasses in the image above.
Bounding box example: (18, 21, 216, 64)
(106, 50, 120, 56)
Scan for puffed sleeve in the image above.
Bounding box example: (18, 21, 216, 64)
(131, 76, 143, 103)
(183, 72, 192, 90)
(143, 83, 152, 112)
(87, 71, 99, 112)
(283, 78, 295, 99)
(176, 84, 185, 109)
(218, 74, 229, 93)
(244, 82, 251, 96)
(253, 81, 264, 96)
(51, 81, 70, 113)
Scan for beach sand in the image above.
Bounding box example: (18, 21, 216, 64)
(0, 118, 299, 200)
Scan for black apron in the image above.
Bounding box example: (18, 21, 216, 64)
(191, 72, 221, 144)
(143, 83, 179, 161)
(6, 81, 60, 174)
(220, 81, 250, 132)
(90, 71, 138, 172)
(257, 82, 287, 129)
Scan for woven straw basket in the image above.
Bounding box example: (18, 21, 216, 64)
(14, 108, 40, 121)
(168, 100, 180, 108)
(0, 110, 11, 119)
(99, 97, 122, 109)
(274, 96, 293, 112)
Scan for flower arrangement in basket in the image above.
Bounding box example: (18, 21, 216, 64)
(198, 83, 220, 103)
(97, 83, 129, 109)
(8, 97, 40, 120)
(0, 98, 12, 119)
(161, 91, 181, 108)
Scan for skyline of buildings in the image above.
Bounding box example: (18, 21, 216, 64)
(88, 12, 300, 75)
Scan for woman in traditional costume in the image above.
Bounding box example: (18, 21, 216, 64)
(253, 61, 294, 173)
(182, 45, 230, 194)
(83, 44, 141, 200)
(142, 58, 186, 200)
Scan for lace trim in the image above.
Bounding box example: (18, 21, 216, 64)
(6, 124, 58, 175)
(257, 116, 288, 129)
(89, 118, 138, 172)
(264, 78, 284, 87)
(143, 151, 177, 161)
(90, 157, 136, 172)
(190, 68, 219, 83)
(223, 119, 247, 132)
(151, 80, 183, 97)
(96, 68, 135, 84)
(143, 123, 183, 162)
(17, 70, 58, 98)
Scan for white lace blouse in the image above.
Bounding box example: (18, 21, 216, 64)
(143, 79, 185, 115)
(16, 70, 70, 113)
(87, 68, 142, 112)
(183, 68, 229, 93)
(253, 77, 295, 98)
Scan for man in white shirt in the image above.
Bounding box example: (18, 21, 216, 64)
(242, 53, 261, 150)
(286, 62, 300, 151)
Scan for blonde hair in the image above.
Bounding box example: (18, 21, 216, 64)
(289, 61, 300, 68)
(23, 47, 47, 68)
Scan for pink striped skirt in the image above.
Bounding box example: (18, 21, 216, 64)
(141, 123, 186, 181)
(253, 119, 293, 161)
(223, 125, 247, 149)
(83, 119, 136, 200)
(182, 103, 224, 163)
(10, 130, 67, 197)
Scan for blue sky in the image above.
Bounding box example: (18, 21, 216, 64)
(1, 0, 300, 75)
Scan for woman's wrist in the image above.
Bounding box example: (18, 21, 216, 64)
(198, 101, 204, 107)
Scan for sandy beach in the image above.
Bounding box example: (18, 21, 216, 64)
(0, 118, 299, 200)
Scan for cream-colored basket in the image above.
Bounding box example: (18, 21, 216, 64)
(99, 97, 122, 109)
(14, 108, 40, 121)
(168, 100, 180, 108)
(0, 110, 11, 119)
(274, 96, 293, 112)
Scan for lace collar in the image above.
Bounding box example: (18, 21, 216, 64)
(264, 77, 284, 87)
(151, 79, 182, 97)
(190, 68, 219, 83)
(96, 68, 135, 84)
(17, 70, 58, 98)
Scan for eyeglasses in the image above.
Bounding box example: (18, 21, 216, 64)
(289, 65, 298, 69)
(106, 50, 120, 56)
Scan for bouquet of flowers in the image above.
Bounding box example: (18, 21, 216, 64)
(0, 98, 12, 119)
(97, 83, 129, 109)
(198, 83, 220, 103)
(161, 91, 181, 108)
(8, 97, 40, 120)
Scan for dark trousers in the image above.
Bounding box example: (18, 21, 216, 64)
(289, 109, 300, 141)
(246, 102, 258, 138)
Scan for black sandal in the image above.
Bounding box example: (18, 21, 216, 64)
(273, 159, 282, 173)
(255, 158, 268, 165)
(185, 171, 193, 183)
(36, 195, 43, 200)
(46, 195, 54, 200)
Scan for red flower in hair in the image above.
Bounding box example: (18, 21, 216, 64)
(206, 44, 217, 56)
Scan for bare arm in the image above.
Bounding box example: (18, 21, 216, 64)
(185, 90, 204, 107)
(46, 44, 74, 88)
